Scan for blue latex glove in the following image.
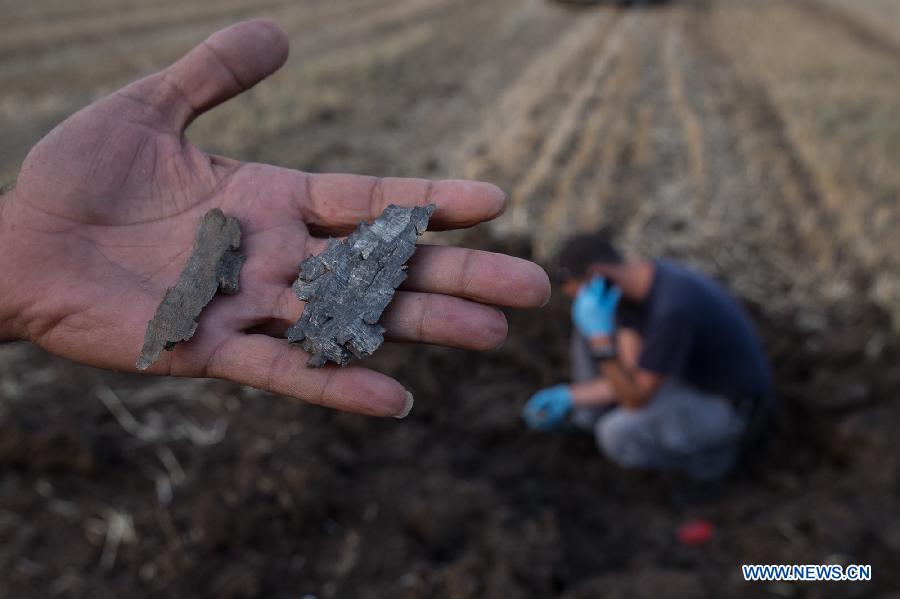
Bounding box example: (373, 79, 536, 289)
(523, 384, 573, 430)
(572, 276, 621, 338)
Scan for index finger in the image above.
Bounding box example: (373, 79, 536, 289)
(401, 245, 551, 309)
(300, 174, 506, 235)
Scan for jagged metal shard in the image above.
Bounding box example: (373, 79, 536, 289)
(287, 204, 436, 367)
(136, 209, 245, 370)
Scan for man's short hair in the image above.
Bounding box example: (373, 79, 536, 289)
(556, 230, 623, 281)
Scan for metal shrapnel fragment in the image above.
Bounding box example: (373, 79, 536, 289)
(287, 204, 435, 367)
(136, 209, 245, 370)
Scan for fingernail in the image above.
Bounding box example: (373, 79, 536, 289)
(540, 287, 552, 308)
(538, 265, 552, 307)
(394, 390, 414, 419)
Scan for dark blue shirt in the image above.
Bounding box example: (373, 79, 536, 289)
(616, 260, 773, 399)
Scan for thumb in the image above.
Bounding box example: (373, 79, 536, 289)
(112, 19, 288, 132)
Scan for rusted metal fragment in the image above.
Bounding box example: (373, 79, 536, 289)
(287, 204, 435, 367)
(136, 209, 245, 371)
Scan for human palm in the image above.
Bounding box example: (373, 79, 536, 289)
(0, 20, 550, 417)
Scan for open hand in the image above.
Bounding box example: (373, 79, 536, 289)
(0, 20, 550, 418)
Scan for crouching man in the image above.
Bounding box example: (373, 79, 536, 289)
(523, 232, 774, 480)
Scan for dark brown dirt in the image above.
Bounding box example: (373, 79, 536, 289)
(2, 266, 900, 598)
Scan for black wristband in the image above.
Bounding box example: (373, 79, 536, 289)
(591, 344, 617, 362)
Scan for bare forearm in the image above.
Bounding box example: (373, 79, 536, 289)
(600, 360, 645, 410)
(585, 334, 646, 410)
(570, 377, 615, 407)
(0, 186, 26, 342)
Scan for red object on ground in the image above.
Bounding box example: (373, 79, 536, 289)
(677, 519, 714, 545)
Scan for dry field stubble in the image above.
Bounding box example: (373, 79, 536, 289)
(1, 0, 900, 597)
(711, 0, 900, 325)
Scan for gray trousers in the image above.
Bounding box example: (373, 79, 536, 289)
(570, 332, 747, 481)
